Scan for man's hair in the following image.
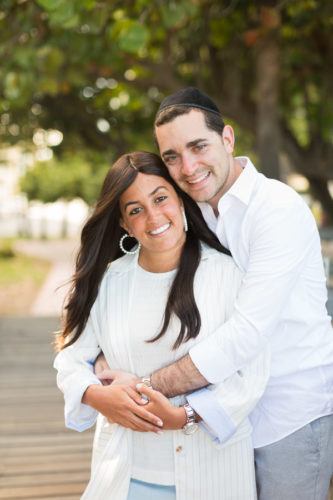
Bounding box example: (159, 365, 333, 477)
(154, 105, 224, 149)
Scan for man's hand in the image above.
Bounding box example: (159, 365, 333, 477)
(136, 384, 187, 430)
(82, 383, 163, 433)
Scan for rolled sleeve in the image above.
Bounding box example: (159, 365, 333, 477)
(188, 346, 270, 445)
(186, 388, 236, 443)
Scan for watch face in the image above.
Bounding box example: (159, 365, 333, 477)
(183, 422, 199, 435)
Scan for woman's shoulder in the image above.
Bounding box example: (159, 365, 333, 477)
(105, 252, 137, 276)
(200, 243, 242, 277)
(201, 242, 233, 265)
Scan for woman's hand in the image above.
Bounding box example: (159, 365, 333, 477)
(136, 383, 187, 431)
(94, 353, 111, 384)
(82, 383, 163, 433)
(97, 369, 140, 390)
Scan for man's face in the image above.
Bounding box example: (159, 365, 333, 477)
(155, 110, 235, 210)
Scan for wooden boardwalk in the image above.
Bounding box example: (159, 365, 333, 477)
(0, 317, 94, 499)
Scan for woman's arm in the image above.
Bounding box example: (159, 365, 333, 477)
(54, 312, 163, 433)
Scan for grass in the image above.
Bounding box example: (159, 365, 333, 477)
(0, 239, 50, 315)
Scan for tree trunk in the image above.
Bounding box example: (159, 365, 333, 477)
(256, 31, 280, 179)
(307, 177, 333, 226)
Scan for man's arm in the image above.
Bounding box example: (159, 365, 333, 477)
(151, 353, 207, 397)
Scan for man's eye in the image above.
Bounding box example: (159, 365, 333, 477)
(164, 155, 177, 164)
(155, 195, 167, 203)
(129, 207, 141, 215)
(195, 144, 206, 152)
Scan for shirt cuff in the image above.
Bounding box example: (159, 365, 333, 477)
(189, 336, 236, 384)
(186, 388, 236, 444)
(64, 376, 102, 432)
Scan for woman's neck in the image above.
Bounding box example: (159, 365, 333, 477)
(138, 245, 183, 273)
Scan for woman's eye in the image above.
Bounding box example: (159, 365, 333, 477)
(129, 207, 141, 216)
(155, 196, 167, 203)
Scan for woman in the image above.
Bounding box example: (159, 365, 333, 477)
(54, 151, 269, 500)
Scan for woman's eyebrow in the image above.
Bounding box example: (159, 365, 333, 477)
(124, 186, 169, 210)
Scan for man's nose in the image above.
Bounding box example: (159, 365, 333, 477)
(181, 153, 197, 176)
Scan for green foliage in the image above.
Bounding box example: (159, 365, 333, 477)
(0, 239, 15, 259)
(0, 0, 332, 212)
(0, 246, 50, 287)
(20, 152, 110, 205)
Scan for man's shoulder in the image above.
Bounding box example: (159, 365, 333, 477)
(256, 175, 305, 208)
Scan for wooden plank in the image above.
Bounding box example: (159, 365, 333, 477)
(0, 318, 93, 499)
(0, 471, 90, 488)
(0, 483, 86, 499)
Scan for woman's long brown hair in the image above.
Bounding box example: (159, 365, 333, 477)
(56, 152, 231, 351)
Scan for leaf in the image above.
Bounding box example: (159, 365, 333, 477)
(112, 19, 149, 54)
(160, 2, 189, 28)
(35, 0, 63, 11)
(47, 3, 80, 29)
(83, 0, 96, 9)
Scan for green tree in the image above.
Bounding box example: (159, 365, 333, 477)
(20, 151, 110, 204)
(1, 0, 333, 220)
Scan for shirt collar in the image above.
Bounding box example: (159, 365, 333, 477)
(220, 156, 258, 207)
(198, 157, 258, 221)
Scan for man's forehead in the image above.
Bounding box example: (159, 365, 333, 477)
(155, 110, 210, 147)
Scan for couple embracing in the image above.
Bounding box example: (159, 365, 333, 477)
(55, 88, 333, 499)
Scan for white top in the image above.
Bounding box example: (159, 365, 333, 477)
(54, 244, 269, 499)
(190, 157, 333, 447)
(130, 265, 177, 484)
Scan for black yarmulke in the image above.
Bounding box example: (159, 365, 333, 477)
(156, 87, 221, 118)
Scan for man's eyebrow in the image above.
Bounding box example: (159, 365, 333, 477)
(162, 149, 176, 158)
(162, 138, 207, 158)
(124, 186, 169, 210)
(186, 138, 207, 148)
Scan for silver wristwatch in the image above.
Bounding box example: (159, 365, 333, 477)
(182, 403, 199, 435)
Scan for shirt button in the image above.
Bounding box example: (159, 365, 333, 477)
(176, 446, 183, 453)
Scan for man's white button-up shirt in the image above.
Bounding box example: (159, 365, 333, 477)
(190, 157, 333, 448)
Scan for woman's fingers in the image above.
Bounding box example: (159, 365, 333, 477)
(126, 387, 163, 428)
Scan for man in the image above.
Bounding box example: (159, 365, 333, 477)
(97, 88, 333, 499)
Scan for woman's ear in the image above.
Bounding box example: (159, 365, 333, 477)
(120, 218, 131, 236)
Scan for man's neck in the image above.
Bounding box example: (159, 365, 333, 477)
(209, 158, 244, 216)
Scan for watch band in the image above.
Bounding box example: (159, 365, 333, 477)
(182, 403, 199, 435)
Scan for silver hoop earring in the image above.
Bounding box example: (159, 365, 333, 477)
(119, 234, 141, 255)
(182, 210, 188, 232)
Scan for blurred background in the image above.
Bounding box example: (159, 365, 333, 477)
(0, 0, 332, 498)
(0, 0, 333, 317)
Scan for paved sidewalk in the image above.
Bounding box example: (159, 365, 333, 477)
(14, 239, 79, 317)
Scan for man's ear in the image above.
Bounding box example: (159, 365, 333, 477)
(222, 125, 235, 154)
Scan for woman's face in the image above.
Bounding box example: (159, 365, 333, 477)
(119, 173, 186, 259)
